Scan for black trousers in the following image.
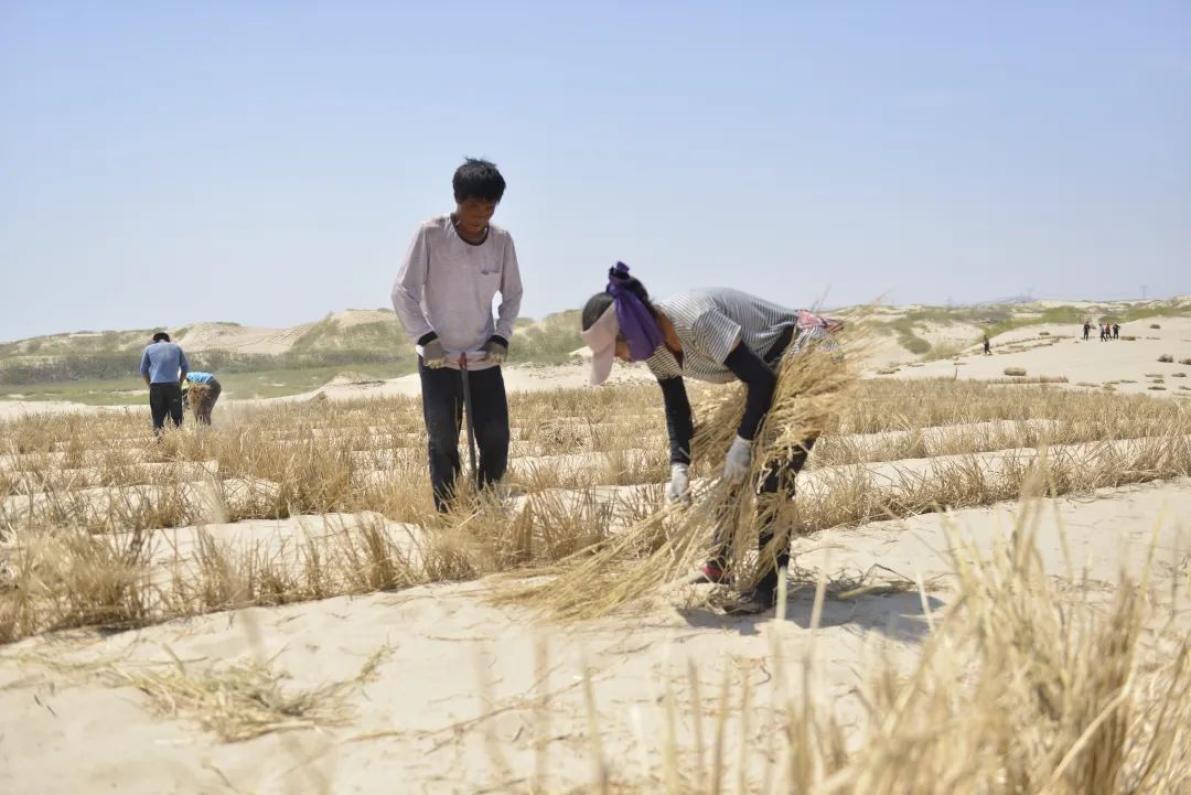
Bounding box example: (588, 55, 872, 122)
(149, 383, 183, 431)
(710, 437, 816, 592)
(754, 438, 816, 595)
(418, 359, 510, 512)
(706, 325, 814, 596)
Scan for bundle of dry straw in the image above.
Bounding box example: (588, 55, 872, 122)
(495, 331, 857, 619)
(186, 383, 212, 413)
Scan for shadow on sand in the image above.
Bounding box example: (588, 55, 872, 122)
(677, 587, 946, 642)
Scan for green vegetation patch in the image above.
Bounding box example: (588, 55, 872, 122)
(508, 310, 583, 365)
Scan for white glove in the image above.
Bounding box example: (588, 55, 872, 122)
(723, 435, 752, 484)
(482, 336, 508, 364)
(665, 462, 690, 504)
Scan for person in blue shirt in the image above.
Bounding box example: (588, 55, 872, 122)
(182, 371, 222, 425)
(139, 332, 189, 432)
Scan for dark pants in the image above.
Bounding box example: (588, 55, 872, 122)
(191, 379, 222, 425)
(419, 359, 510, 512)
(754, 438, 816, 595)
(710, 437, 816, 596)
(149, 383, 183, 432)
(708, 329, 816, 596)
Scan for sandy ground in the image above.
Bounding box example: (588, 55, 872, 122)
(278, 363, 655, 404)
(870, 315, 1191, 395)
(3, 304, 1190, 791)
(0, 399, 120, 422)
(0, 477, 1186, 793)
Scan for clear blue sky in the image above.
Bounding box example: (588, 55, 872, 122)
(2, 1, 1188, 342)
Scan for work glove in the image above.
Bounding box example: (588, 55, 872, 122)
(482, 335, 509, 364)
(723, 435, 753, 484)
(422, 338, 447, 369)
(665, 462, 691, 504)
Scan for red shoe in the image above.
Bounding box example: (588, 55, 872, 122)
(690, 561, 730, 585)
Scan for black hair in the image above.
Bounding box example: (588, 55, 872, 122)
(453, 158, 506, 203)
(152, 332, 171, 343)
(581, 294, 613, 332)
(580, 266, 656, 331)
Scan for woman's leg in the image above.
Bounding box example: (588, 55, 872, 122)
(750, 437, 817, 599)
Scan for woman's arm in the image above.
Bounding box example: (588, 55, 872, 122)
(723, 343, 777, 441)
(658, 376, 693, 464)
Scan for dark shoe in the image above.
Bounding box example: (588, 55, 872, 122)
(723, 588, 775, 615)
(689, 560, 730, 585)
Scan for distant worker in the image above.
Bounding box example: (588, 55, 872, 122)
(139, 331, 189, 433)
(1113, 322, 1120, 340)
(1082, 321, 1091, 341)
(982, 333, 992, 355)
(391, 158, 523, 512)
(183, 371, 222, 425)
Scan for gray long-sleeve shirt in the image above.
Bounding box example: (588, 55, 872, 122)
(646, 289, 800, 383)
(391, 215, 523, 371)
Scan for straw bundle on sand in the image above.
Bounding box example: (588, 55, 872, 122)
(186, 383, 213, 407)
(495, 333, 857, 620)
(186, 383, 212, 413)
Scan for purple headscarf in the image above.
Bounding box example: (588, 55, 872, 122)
(606, 262, 664, 361)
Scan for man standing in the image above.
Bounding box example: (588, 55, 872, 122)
(139, 331, 189, 433)
(392, 158, 523, 511)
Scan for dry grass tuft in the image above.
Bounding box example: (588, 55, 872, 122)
(114, 654, 358, 742)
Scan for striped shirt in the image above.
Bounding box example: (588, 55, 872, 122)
(646, 289, 804, 383)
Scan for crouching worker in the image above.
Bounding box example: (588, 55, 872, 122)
(391, 158, 524, 512)
(139, 331, 189, 434)
(580, 263, 837, 614)
(183, 371, 222, 425)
